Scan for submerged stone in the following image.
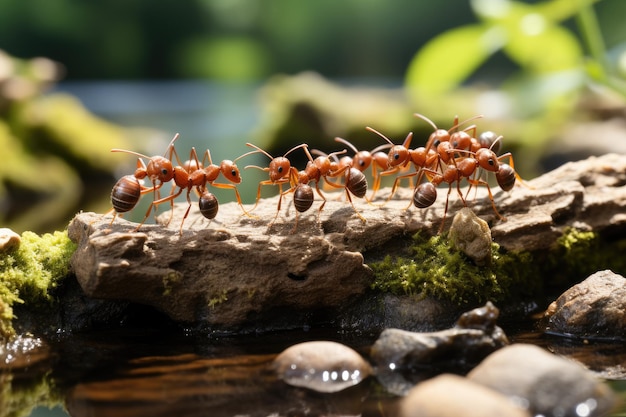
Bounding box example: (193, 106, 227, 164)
(273, 341, 372, 393)
(370, 302, 508, 395)
(400, 374, 531, 417)
(468, 343, 616, 417)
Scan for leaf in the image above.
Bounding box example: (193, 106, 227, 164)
(405, 24, 502, 96)
(504, 22, 583, 73)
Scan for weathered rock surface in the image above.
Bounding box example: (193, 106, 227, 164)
(68, 153, 626, 330)
(400, 374, 531, 417)
(370, 302, 508, 395)
(544, 269, 626, 340)
(468, 344, 617, 417)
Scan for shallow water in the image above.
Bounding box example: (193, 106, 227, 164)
(2, 321, 625, 417)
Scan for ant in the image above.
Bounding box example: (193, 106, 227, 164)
(280, 147, 349, 231)
(107, 133, 180, 227)
(310, 148, 369, 222)
(365, 126, 439, 206)
(243, 142, 308, 225)
(421, 136, 520, 233)
(147, 147, 254, 234)
(333, 136, 391, 201)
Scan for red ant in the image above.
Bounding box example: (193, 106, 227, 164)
(309, 148, 369, 222)
(333, 136, 391, 201)
(107, 133, 180, 227)
(365, 127, 439, 206)
(146, 147, 253, 234)
(280, 147, 348, 231)
(243, 142, 308, 225)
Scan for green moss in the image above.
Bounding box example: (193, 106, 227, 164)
(208, 290, 229, 309)
(162, 271, 183, 296)
(0, 230, 76, 339)
(369, 228, 626, 305)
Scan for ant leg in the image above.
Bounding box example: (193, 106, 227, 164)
(468, 178, 506, 221)
(211, 182, 258, 218)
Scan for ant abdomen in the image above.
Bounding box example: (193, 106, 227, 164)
(111, 175, 141, 214)
(346, 168, 368, 198)
(496, 163, 516, 191)
(294, 184, 314, 213)
(199, 191, 219, 220)
(413, 182, 437, 208)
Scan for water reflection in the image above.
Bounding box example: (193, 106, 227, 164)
(1, 324, 624, 417)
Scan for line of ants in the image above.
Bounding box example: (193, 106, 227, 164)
(105, 113, 526, 235)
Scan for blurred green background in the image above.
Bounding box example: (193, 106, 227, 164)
(1, 0, 625, 233)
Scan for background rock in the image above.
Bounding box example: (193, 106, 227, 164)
(544, 270, 626, 340)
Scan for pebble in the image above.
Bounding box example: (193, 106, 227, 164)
(273, 340, 372, 393)
(448, 207, 492, 266)
(467, 343, 616, 417)
(0, 228, 20, 252)
(400, 374, 531, 417)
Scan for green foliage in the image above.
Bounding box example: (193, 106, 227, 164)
(406, 0, 625, 106)
(0, 230, 76, 339)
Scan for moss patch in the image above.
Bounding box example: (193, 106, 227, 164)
(369, 228, 626, 305)
(0, 230, 76, 339)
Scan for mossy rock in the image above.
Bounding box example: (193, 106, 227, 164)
(369, 228, 626, 306)
(0, 230, 76, 339)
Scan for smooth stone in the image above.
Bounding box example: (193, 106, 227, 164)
(273, 340, 372, 393)
(400, 374, 531, 417)
(0, 228, 20, 252)
(468, 343, 617, 417)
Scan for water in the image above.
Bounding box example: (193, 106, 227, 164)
(3, 322, 625, 417)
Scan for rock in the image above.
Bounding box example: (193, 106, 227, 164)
(468, 343, 616, 417)
(68, 211, 373, 331)
(0, 228, 20, 252)
(68, 153, 626, 331)
(544, 270, 626, 340)
(400, 374, 531, 417)
(448, 207, 492, 266)
(273, 340, 372, 393)
(370, 302, 508, 395)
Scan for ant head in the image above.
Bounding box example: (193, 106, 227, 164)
(387, 145, 409, 167)
(268, 157, 291, 182)
(349, 150, 370, 171)
(147, 155, 175, 183)
(476, 148, 499, 172)
(450, 131, 472, 150)
(220, 160, 242, 184)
